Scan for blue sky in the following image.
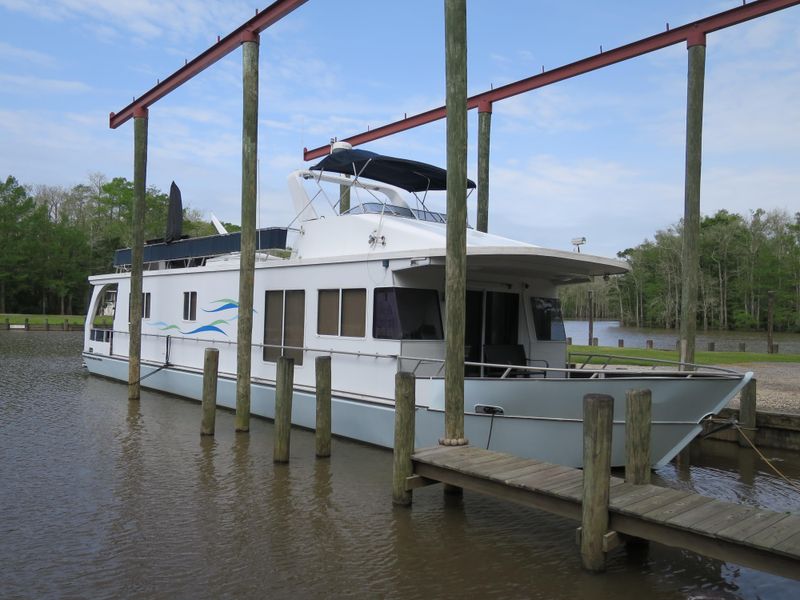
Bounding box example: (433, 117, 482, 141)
(1, 0, 799, 257)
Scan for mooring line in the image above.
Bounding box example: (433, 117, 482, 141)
(733, 422, 800, 494)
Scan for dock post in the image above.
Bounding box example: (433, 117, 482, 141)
(476, 100, 492, 233)
(235, 30, 260, 433)
(315, 355, 332, 458)
(442, 0, 469, 462)
(646, 339, 653, 350)
(4, 318, 9, 330)
(128, 107, 148, 401)
(618, 339, 624, 348)
(739, 342, 746, 352)
(201, 348, 219, 436)
(393, 372, 416, 506)
(587, 290, 594, 346)
(679, 31, 706, 367)
(625, 389, 651, 485)
(24, 317, 29, 330)
(63, 319, 68, 331)
(44, 318, 49, 331)
(273, 356, 294, 463)
(738, 378, 758, 448)
(581, 393, 614, 572)
(707, 341, 715, 352)
(767, 290, 775, 354)
(592, 337, 598, 347)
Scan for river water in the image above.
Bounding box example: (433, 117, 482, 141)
(565, 320, 800, 354)
(1, 331, 798, 599)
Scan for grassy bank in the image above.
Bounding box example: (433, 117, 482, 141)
(569, 345, 800, 365)
(1, 314, 112, 327)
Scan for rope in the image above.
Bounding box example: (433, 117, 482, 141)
(132, 363, 169, 385)
(732, 422, 800, 494)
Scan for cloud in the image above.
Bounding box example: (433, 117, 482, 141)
(0, 73, 91, 94)
(0, 41, 55, 67)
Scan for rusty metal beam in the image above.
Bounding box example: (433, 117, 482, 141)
(304, 0, 800, 160)
(109, 0, 308, 129)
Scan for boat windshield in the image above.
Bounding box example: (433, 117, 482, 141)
(344, 202, 447, 223)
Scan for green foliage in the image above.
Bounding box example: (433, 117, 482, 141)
(561, 208, 800, 333)
(0, 174, 227, 315)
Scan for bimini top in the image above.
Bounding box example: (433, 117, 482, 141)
(310, 148, 476, 193)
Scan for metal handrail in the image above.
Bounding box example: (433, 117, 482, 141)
(98, 329, 745, 378)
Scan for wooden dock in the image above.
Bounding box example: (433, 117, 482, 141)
(410, 445, 800, 581)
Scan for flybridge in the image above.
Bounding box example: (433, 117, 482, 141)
(113, 228, 288, 269)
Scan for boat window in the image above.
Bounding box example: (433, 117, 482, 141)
(264, 290, 305, 365)
(485, 291, 518, 345)
(183, 291, 197, 321)
(317, 290, 339, 335)
(373, 288, 443, 340)
(344, 202, 415, 218)
(127, 292, 152, 320)
(410, 208, 446, 223)
(317, 289, 366, 337)
(341, 289, 366, 337)
(531, 297, 566, 341)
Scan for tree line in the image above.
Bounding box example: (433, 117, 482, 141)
(0, 174, 235, 315)
(560, 208, 800, 333)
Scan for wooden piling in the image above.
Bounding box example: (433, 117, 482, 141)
(128, 108, 148, 401)
(679, 34, 706, 367)
(581, 393, 614, 572)
(707, 341, 715, 352)
(646, 339, 653, 350)
(618, 339, 624, 348)
(392, 372, 416, 506)
(625, 389, 651, 485)
(315, 355, 332, 458)
(4, 318, 9, 330)
(443, 0, 468, 446)
(24, 317, 29, 330)
(235, 33, 259, 433)
(767, 290, 775, 354)
(44, 318, 49, 331)
(63, 319, 68, 331)
(339, 183, 350, 214)
(476, 102, 492, 233)
(273, 356, 294, 463)
(592, 337, 598, 347)
(587, 290, 594, 346)
(738, 378, 757, 448)
(201, 348, 219, 436)
(739, 342, 746, 352)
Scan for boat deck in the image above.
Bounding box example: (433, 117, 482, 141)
(411, 445, 800, 581)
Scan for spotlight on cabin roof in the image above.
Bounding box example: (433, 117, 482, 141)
(571, 237, 587, 253)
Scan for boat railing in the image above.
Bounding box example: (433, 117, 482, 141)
(567, 351, 742, 376)
(102, 330, 744, 379)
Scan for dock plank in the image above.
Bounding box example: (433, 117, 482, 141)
(409, 446, 800, 580)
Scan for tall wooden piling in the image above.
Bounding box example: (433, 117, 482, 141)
(339, 183, 350, 214)
(625, 389, 652, 485)
(581, 393, 614, 572)
(128, 107, 148, 401)
(315, 355, 332, 458)
(679, 32, 706, 367)
(392, 372, 416, 506)
(738, 378, 758, 448)
(235, 32, 260, 432)
(587, 290, 594, 346)
(273, 356, 294, 463)
(443, 0, 468, 447)
(201, 348, 219, 436)
(476, 101, 492, 233)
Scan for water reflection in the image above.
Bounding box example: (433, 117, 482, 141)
(1, 331, 798, 599)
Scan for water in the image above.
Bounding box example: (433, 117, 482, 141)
(1, 331, 798, 599)
(565, 320, 800, 354)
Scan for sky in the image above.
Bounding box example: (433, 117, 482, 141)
(1, 0, 799, 258)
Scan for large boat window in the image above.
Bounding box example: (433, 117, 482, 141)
(344, 202, 414, 218)
(373, 288, 443, 340)
(531, 297, 566, 341)
(264, 290, 305, 365)
(317, 288, 366, 337)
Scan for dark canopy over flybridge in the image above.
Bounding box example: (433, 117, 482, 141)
(310, 149, 476, 192)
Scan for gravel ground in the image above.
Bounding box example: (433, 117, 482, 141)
(725, 362, 800, 415)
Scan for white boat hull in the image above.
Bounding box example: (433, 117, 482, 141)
(82, 353, 750, 467)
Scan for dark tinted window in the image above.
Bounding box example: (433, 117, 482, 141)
(373, 288, 443, 340)
(531, 297, 566, 341)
